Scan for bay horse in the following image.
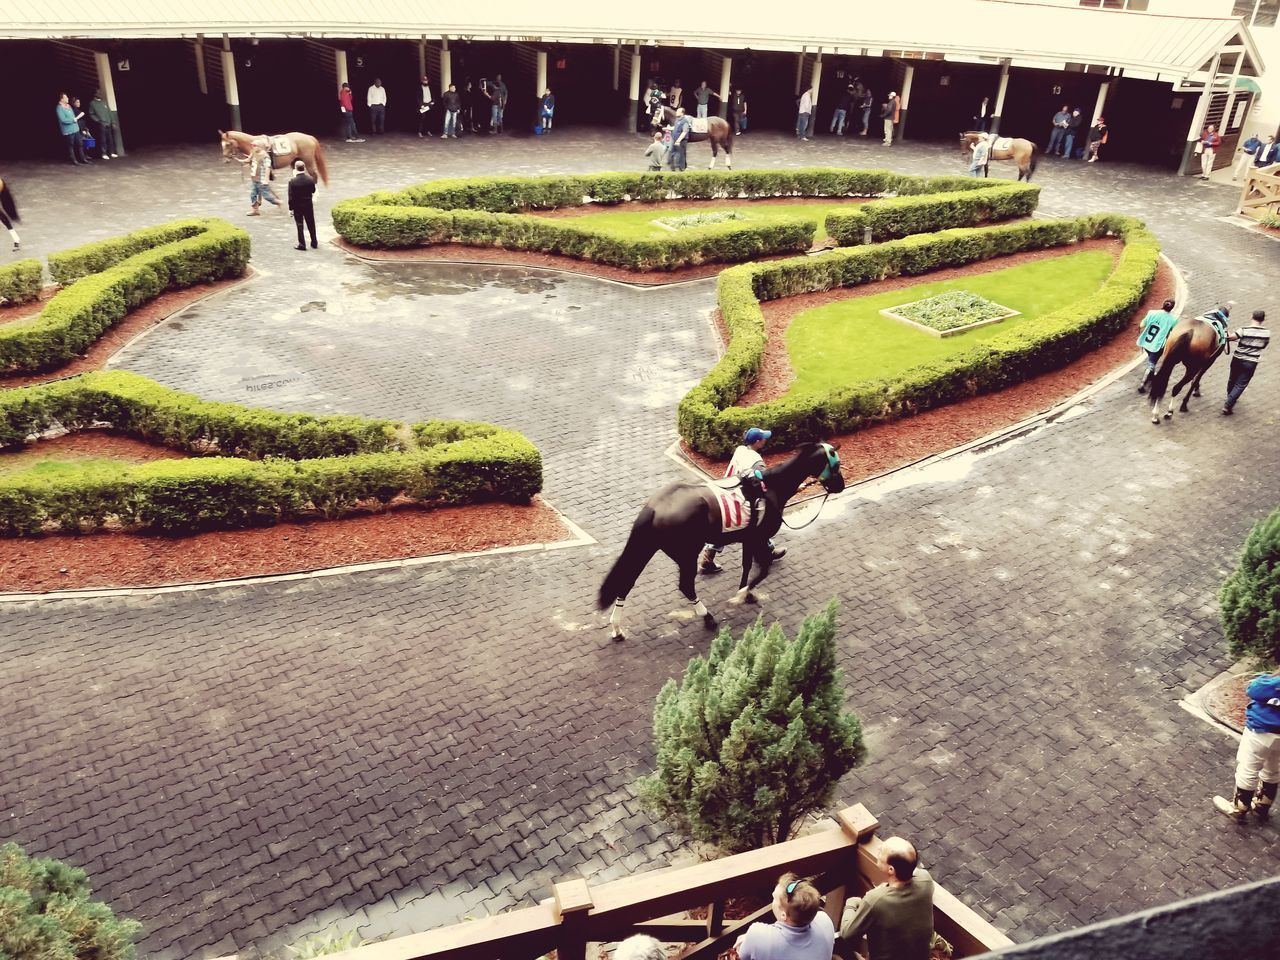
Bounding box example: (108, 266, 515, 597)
(598, 442, 845, 641)
(1148, 309, 1229, 424)
(219, 130, 329, 186)
(960, 132, 1038, 181)
(661, 106, 735, 169)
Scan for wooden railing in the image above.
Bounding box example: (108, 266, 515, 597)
(1236, 168, 1280, 222)
(326, 805, 1012, 960)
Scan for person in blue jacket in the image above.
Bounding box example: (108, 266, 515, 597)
(55, 92, 88, 165)
(1214, 671, 1280, 821)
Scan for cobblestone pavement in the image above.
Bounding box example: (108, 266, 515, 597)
(1, 130, 1277, 959)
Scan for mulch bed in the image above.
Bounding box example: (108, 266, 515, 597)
(682, 246, 1176, 485)
(1203, 672, 1253, 732)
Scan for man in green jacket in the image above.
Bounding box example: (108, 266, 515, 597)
(840, 837, 934, 960)
(87, 91, 118, 160)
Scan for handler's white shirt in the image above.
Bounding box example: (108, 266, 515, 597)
(727, 445, 765, 478)
(367, 85, 387, 107)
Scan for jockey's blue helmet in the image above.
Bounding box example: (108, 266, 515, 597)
(744, 427, 772, 444)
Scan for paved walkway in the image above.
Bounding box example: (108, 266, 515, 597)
(0, 130, 1277, 960)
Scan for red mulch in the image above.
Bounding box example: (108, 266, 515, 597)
(1204, 673, 1252, 732)
(683, 248, 1176, 485)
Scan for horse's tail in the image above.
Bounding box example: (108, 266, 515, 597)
(313, 141, 329, 187)
(597, 509, 658, 609)
(1028, 143, 1039, 178)
(1148, 328, 1189, 406)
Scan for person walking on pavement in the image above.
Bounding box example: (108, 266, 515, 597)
(0, 175, 20, 252)
(1213, 669, 1280, 820)
(700, 427, 787, 574)
(1222, 310, 1270, 415)
(1197, 123, 1222, 179)
(881, 92, 899, 146)
(440, 84, 461, 138)
(87, 90, 118, 159)
(1047, 104, 1071, 156)
(287, 160, 317, 251)
(338, 83, 363, 142)
(1134, 298, 1178, 393)
(1085, 116, 1108, 163)
(416, 76, 434, 138)
(247, 145, 281, 216)
(1233, 132, 1263, 181)
(796, 86, 815, 141)
(1063, 108, 1084, 159)
(56, 93, 88, 165)
(967, 132, 991, 177)
(367, 78, 387, 134)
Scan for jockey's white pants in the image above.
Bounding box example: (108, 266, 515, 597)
(1233, 728, 1280, 791)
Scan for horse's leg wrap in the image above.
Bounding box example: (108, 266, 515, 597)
(609, 600, 626, 640)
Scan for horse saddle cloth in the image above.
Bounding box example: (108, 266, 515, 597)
(710, 483, 752, 534)
(1202, 312, 1229, 349)
(993, 136, 1013, 152)
(690, 117, 710, 134)
(270, 136, 294, 155)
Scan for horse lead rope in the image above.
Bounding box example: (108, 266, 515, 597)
(779, 491, 830, 530)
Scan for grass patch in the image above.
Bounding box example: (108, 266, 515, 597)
(557, 202, 857, 243)
(786, 249, 1115, 392)
(0, 457, 145, 481)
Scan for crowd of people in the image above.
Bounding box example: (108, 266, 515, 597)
(53, 90, 120, 164)
(336, 74, 548, 142)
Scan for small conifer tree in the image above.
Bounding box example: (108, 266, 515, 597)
(0, 842, 141, 960)
(639, 601, 865, 853)
(1220, 506, 1280, 664)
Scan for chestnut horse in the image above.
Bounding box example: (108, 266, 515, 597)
(661, 106, 735, 169)
(219, 130, 329, 186)
(960, 132, 1038, 181)
(1147, 309, 1229, 424)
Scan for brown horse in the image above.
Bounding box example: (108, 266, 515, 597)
(219, 130, 329, 186)
(960, 132, 1038, 181)
(1147, 309, 1229, 424)
(661, 106, 735, 169)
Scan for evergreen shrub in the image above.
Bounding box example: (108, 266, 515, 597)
(0, 258, 42, 306)
(1219, 507, 1280, 664)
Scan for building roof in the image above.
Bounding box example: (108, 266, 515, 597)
(0, 0, 1263, 82)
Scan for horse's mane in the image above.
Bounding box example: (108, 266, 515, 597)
(764, 441, 824, 477)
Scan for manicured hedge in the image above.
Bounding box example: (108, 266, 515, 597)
(825, 182, 1040, 245)
(0, 219, 249, 374)
(0, 257, 42, 306)
(332, 169, 1041, 271)
(677, 214, 1160, 456)
(0, 372, 543, 535)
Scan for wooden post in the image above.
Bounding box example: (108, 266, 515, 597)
(707, 899, 725, 939)
(613, 40, 621, 91)
(553, 878, 594, 960)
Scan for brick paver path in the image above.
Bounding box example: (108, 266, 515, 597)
(0, 130, 1276, 959)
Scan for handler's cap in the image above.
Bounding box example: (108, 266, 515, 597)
(744, 427, 772, 444)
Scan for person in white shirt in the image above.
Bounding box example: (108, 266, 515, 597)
(417, 76, 434, 138)
(796, 87, 815, 140)
(700, 426, 787, 574)
(367, 78, 387, 134)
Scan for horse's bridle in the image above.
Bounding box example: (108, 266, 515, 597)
(780, 443, 841, 530)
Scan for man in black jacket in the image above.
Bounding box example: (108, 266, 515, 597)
(287, 160, 317, 251)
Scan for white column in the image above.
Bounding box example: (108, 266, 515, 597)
(221, 36, 241, 131)
(718, 55, 732, 119)
(418, 38, 426, 80)
(628, 42, 642, 129)
(794, 49, 805, 96)
(441, 37, 452, 89)
(335, 49, 349, 87)
(991, 59, 1010, 135)
(898, 63, 914, 140)
(93, 50, 125, 155)
(809, 49, 823, 110)
(612, 41, 621, 91)
(194, 36, 208, 95)
(536, 49, 547, 97)
(1219, 50, 1246, 137)
(1180, 50, 1222, 176)
(1091, 81, 1109, 125)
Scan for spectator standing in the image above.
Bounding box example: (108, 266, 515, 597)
(1233, 133, 1263, 181)
(540, 89, 556, 131)
(1047, 104, 1071, 156)
(0, 175, 20, 252)
(464, 79, 482, 133)
(668, 108, 691, 171)
(247, 145, 281, 216)
(367, 78, 387, 134)
(1134, 298, 1179, 393)
(486, 74, 509, 133)
(416, 76, 434, 138)
(1254, 134, 1277, 170)
(839, 837, 935, 960)
(70, 97, 93, 158)
(1197, 123, 1222, 180)
(693, 80, 717, 119)
(796, 86, 815, 141)
(287, 159, 317, 251)
(730, 87, 747, 135)
(440, 84, 461, 138)
(968, 133, 991, 177)
(881, 92, 899, 146)
(972, 96, 991, 132)
(857, 82, 874, 136)
(669, 79, 684, 112)
(1086, 116, 1108, 163)
(643, 131, 667, 170)
(55, 93, 88, 165)
(338, 83, 363, 142)
(831, 84, 854, 136)
(1064, 108, 1084, 159)
(735, 874, 834, 960)
(1222, 309, 1270, 415)
(87, 90, 118, 159)
(1213, 669, 1280, 818)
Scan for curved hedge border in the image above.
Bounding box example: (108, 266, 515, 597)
(0, 219, 249, 374)
(0, 258, 42, 306)
(677, 214, 1159, 456)
(332, 169, 1040, 272)
(0, 371, 542, 535)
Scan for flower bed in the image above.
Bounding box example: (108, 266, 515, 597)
(653, 210, 749, 231)
(882, 290, 1019, 337)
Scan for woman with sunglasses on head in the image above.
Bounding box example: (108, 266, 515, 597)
(732, 873, 834, 960)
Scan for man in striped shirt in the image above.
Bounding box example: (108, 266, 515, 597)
(1223, 310, 1270, 415)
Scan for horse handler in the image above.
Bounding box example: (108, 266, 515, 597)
(1214, 670, 1280, 821)
(288, 160, 317, 250)
(700, 427, 787, 574)
(1135, 298, 1178, 393)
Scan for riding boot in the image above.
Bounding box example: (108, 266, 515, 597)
(1213, 787, 1255, 821)
(1255, 782, 1278, 820)
(699, 548, 723, 574)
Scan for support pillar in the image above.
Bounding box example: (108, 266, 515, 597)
(417, 38, 426, 81)
(898, 63, 914, 140)
(93, 51, 125, 156)
(536, 49, 548, 101)
(809, 49, 822, 111)
(628, 43, 641, 131)
(1219, 50, 1246, 143)
(794, 49, 804, 96)
(1178, 50, 1221, 176)
(718, 56, 732, 120)
(336, 48, 349, 87)
(220, 36, 241, 132)
(990, 59, 1010, 136)
(194, 36, 208, 95)
(612, 41, 620, 91)
(441, 37, 452, 90)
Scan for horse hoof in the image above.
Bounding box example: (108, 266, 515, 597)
(726, 594, 743, 607)
(610, 629, 625, 642)
(1164, 412, 1173, 420)
(744, 592, 758, 605)
(1151, 416, 1160, 425)
(702, 613, 718, 631)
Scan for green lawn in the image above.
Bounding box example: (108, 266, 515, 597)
(556, 202, 858, 243)
(0, 456, 154, 482)
(785, 249, 1116, 393)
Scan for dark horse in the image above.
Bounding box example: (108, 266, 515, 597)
(598, 442, 844, 640)
(959, 132, 1038, 181)
(661, 106, 735, 169)
(1148, 309, 1229, 424)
